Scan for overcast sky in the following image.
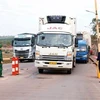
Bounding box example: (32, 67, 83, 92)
(0, 0, 100, 36)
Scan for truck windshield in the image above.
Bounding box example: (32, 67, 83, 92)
(36, 33, 72, 47)
(13, 38, 31, 47)
(78, 46, 87, 51)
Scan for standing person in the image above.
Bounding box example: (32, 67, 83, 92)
(0, 44, 3, 77)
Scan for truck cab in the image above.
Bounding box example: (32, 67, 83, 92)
(76, 40, 89, 63)
(12, 33, 36, 62)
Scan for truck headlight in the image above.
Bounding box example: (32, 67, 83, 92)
(35, 51, 40, 59)
(81, 49, 86, 51)
(83, 55, 87, 57)
(76, 48, 80, 51)
(66, 51, 72, 60)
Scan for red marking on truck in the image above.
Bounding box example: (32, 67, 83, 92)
(47, 27, 62, 30)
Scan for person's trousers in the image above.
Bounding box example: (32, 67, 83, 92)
(0, 64, 2, 76)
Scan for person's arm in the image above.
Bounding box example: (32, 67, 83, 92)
(0, 50, 3, 63)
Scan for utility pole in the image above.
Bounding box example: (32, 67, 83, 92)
(94, 0, 100, 78)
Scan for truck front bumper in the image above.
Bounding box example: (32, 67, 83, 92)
(76, 57, 88, 61)
(35, 60, 73, 69)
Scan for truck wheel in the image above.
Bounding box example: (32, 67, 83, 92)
(38, 69, 43, 74)
(67, 69, 72, 74)
(20, 60, 23, 63)
(31, 59, 34, 62)
(33, 58, 35, 62)
(85, 60, 88, 63)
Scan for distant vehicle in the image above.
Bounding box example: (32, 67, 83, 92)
(75, 33, 83, 47)
(35, 15, 76, 74)
(12, 33, 36, 62)
(76, 40, 89, 63)
(75, 32, 91, 48)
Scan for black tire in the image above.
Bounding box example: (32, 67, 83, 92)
(33, 58, 35, 62)
(85, 60, 88, 63)
(30, 59, 34, 62)
(84, 59, 88, 63)
(67, 69, 72, 74)
(38, 69, 43, 74)
(87, 58, 89, 63)
(20, 60, 23, 63)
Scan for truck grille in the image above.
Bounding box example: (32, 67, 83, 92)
(15, 50, 29, 58)
(40, 55, 65, 61)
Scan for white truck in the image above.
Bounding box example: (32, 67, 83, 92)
(12, 33, 36, 62)
(35, 15, 76, 74)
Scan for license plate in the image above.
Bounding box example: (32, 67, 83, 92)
(20, 57, 23, 59)
(49, 61, 57, 65)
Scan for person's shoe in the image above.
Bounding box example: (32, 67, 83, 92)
(0, 76, 4, 78)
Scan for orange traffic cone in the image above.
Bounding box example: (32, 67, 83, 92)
(12, 57, 16, 75)
(15, 57, 19, 75)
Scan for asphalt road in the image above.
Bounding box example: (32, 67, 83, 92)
(0, 61, 100, 100)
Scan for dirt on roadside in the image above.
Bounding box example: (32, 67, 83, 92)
(2, 48, 13, 64)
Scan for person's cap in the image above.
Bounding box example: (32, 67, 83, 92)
(0, 44, 2, 48)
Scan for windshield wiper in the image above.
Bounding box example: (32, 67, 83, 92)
(15, 45, 23, 47)
(37, 44, 51, 47)
(54, 44, 68, 48)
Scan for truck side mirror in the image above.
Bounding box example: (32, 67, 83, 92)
(75, 38, 78, 47)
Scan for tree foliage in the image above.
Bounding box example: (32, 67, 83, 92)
(90, 18, 100, 34)
(0, 36, 14, 47)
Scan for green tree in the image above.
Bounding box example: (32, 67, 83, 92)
(90, 18, 100, 35)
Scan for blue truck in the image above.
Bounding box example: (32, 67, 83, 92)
(76, 40, 89, 63)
